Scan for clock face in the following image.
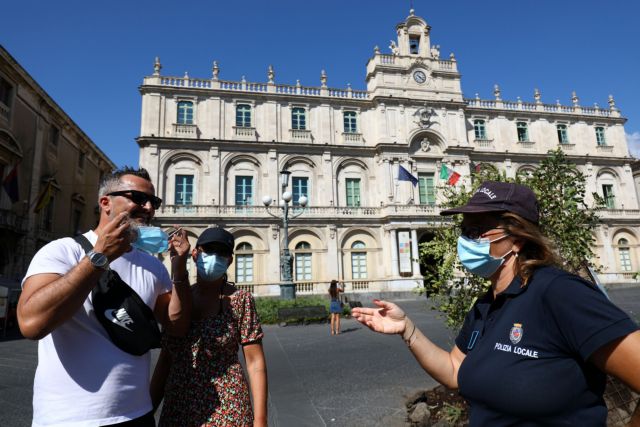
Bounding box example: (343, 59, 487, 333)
(413, 70, 427, 84)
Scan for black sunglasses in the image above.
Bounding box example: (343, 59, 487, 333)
(107, 190, 162, 209)
(460, 225, 505, 240)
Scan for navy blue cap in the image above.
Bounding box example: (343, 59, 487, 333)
(196, 227, 235, 252)
(440, 181, 539, 224)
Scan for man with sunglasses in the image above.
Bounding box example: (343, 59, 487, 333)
(18, 167, 191, 427)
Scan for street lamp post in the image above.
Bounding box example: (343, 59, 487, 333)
(263, 170, 308, 300)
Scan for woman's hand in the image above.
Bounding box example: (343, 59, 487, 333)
(351, 299, 408, 335)
(168, 227, 190, 261)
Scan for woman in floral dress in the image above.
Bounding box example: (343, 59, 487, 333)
(151, 228, 267, 427)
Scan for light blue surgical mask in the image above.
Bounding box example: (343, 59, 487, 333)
(131, 226, 169, 253)
(196, 252, 229, 281)
(457, 234, 512, 278)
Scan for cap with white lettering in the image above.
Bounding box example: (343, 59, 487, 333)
(440, 180, 539, 224)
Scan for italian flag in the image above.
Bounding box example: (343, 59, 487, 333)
(440, 164, 461, 186)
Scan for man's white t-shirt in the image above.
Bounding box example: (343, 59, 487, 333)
(22, 231, 172, 427)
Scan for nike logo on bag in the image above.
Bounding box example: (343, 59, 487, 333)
(104, 308, 134, 332)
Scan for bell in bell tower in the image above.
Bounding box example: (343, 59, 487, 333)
(365, 9, 463, 102)
(395, 9, 432, 58)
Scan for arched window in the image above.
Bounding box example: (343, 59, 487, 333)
(618, 238, 632, 272)
(351, 241, 367, 279)
(295, 242, 312, 281)
(235, 242, 254, 283)
(177, 101, 194, 124)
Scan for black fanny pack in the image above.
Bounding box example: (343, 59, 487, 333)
(74, 235, 162, 356)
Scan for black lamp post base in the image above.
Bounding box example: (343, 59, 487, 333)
(280, 283, 296, 300)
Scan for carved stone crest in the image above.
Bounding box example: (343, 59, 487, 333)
(414, 105, 438, 129)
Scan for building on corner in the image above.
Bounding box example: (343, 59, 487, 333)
(137, 10, 639, 296)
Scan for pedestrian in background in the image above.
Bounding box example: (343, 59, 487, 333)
(151, 227, 267, 427)
(329, 279, 343, 335)
(353, 181, 640, 426)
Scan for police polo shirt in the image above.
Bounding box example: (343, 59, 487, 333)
(455, 266, 638, 426)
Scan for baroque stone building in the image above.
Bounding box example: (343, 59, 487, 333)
(138, 11, 638, 295)
(0, 45, 115, 288)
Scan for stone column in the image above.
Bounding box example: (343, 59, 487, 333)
(411, 229, 421, 278)
(326, 225, 340, 280)
(390, 229, 399, 277)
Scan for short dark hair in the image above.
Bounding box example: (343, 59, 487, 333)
(99, 166, 153, 197)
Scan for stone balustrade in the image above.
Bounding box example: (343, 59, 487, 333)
(474, 139, 495, 149)
(467, 97, 615, 118)
(228, 278, 383, 297)
(289, 129, 312, 141)
(598, 209, 640, 219)
(156, 75, 369, 100)
(596, 145, 614, 153)
(368, 53, 458, 72)
(233, 126, 256, 138)
(172, 123, 198, 138)
(342, 132, 363, 143)
(155, 204, 441, 219)
(154, 204, 635, 221)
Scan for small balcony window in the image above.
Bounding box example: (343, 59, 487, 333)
(516, 122, 529, 142)
(473, 119, 487, 140)
(177, 101, 194, 125)
(595, 126, 606, 146)
(557, 124, 569, 144)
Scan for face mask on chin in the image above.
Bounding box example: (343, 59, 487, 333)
(196, 252, 229, 281)
(130, 225, 169, 253)
(457, 234, 513, 278)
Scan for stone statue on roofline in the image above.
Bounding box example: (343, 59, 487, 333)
(389, 40, 400, 55)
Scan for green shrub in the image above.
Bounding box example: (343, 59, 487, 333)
(255, 296, 351, 324)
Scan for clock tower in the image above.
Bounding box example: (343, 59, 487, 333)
(365, 9, 464, 103)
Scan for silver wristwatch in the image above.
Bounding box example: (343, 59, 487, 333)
(87, 250, 109, 271)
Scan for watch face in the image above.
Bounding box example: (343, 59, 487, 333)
(413, 70, 427, 83)
(89, 251, 109, 269)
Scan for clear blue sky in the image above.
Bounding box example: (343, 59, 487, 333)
(3, 0, 640, 167)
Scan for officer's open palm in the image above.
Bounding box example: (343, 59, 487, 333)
(351, 299, 407, 335)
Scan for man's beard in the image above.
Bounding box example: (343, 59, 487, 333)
(108, 211, 141, 243)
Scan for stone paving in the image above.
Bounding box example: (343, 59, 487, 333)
(1, 288, 639, 427)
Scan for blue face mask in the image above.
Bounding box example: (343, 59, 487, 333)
(457, 234, 512, 278)
(196, 253, 229, 281)
(131, 226, 169, 253)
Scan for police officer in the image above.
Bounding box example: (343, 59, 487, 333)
(352, 181, 640, 426)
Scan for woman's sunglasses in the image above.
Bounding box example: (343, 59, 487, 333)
(107, 190, 163, 209)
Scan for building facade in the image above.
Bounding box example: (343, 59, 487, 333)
(138, 11, 639, 295)
(0, 46, 115, 288)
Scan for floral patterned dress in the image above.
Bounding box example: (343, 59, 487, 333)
(159, 289, 263, 427)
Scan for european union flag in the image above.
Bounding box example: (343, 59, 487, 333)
(398, 165, 418, 187)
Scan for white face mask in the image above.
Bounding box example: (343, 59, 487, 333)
(196, 252, 229, 281)
(457, 234, 513, 278)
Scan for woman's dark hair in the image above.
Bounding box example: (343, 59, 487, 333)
(329, 280, 338, 299)
(499, 212, 560, 284)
